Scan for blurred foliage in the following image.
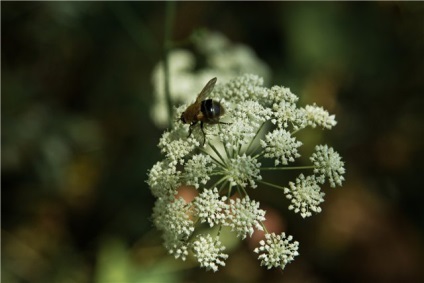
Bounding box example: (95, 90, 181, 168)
(2, 2, 423, 283)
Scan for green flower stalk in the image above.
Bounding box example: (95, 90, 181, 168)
(147, 74, 346, 272)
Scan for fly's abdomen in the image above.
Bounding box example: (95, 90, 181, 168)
(201, 99, 224, 122)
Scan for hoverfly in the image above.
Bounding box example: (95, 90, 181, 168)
(180, 77, 227, 145)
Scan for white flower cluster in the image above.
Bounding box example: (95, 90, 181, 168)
(228, 196, 266, 239)
(304, 104, 337, 129)
(158, 128, 199, 165)
(310, 145, 346, 187)
(194, 188, 228, 227)
(284, 174, 325, 218)
(225, 154, 262, 189)
(147, 74, 346, 272)
(254, 232, 299, 270)
(185, 154, 216, 189)
(192, 234, 229, 272)
(152, 197, 194, 238)
(261, 128, 302, 166)
(147, 161, 181, 198)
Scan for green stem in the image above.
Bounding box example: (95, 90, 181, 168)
(237, 143, 242, 158)
(163, 1, 176, 128)
(218, 123, 232, 160)
(199, 148, 226, 168)
(252, 147, 265, 159)
(291, 129, 301, 135)
(260, 165, 315, 171)
(220, 180, 229, 195)
(260, 221, 269, 234)
(257, 180, 285, 191)
(210, 176, 227, 191)
(240, 186, 248, 197)
(209, 172, 226, 176)
(208, 141, 228, 167)
(216, 225, 223, 239)
(246, 121, 266, 154)
(236, 185, 242, 196)
(227, 184, 232, 199)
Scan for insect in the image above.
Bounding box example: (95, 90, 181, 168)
(180, 77, 227, 145)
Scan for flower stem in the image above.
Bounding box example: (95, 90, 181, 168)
(260, 221, 269, 234)
(163, 1, 176, 127)
(252, 147, 265, 159)
(210, 176, 228, 191)
(218, 123, 233, 160)
(257, 180, 285, 191)
(291, 128, 301, 135)
(260, 165, 315, 171)
(208, 141, 228, 167)
(246, 121, 266, 154)
(219, 180, 229, 194)
(201, 148, 226, 168)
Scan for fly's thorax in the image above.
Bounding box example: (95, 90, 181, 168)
(181, 103, 201, 124)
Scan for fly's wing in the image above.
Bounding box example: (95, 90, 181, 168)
(195, 77, 217, 103)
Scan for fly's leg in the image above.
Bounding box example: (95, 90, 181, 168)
(200, 121, 206, 146)
(188, 121, 197, 138)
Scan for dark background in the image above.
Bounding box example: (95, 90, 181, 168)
(2, 2, 423, 283)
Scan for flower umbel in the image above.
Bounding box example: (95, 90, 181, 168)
(228, 196, 266, 239)
(184, 154, 216, 189)
(254, 232, 300, 270)
(310, 145, 346, 187)
(261, 128, 302, 166)
(147, 74, 346, 272)
(225, 154, 262, 189)
(284, 174, 325, 218)
(192, 234, 229, 272)
(194, 188, 228, 227)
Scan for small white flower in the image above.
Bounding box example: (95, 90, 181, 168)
(194, 188, 228, 227)
(284, 174, 325, 218)
(219, 101, 271, 150)
(163, 232, 189, 261)
(267, 85, 299, 105)
(192, 234, 229, 272)
(271, 100, 306, 131)
(152, 197, 194, 240)
(261, 128, 302, 166)
(254, 232, 299, 270)
(225, 154, 262, 189)
(158, 127, 199, 166)
(310, 145, 346, 187)
(147, 161, 180, 198)
(184, 154, 216, 189)
(219, 117, 257, 151)
(214, 74, 267, 103)
(303, 104, 337, 129)
(236, 100, 273, 123)
(219, 100, 272, 151)
(227, 196, 266, 239)
(265, 85, 307, 130)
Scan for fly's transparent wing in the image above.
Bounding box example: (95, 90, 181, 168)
(195, 77, 217, 103)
